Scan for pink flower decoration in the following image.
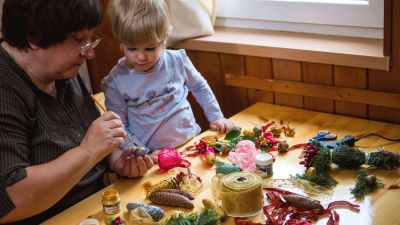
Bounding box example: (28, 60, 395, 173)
(263, 132, 279, 145)
(228, 140, 261, 172)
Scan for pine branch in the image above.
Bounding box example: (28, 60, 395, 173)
(350, 170, 384, 199)
(332, 145, 366, 169)
(367, 147, 400, 169)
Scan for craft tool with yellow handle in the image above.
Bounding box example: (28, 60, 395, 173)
(90, 95, 150, 154)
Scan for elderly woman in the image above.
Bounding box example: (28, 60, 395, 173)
(0, 0, 154, 224)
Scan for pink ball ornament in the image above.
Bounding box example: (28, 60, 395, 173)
(158, 147, 191, 172)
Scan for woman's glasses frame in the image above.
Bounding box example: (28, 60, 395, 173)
(71, 35, 101, 56)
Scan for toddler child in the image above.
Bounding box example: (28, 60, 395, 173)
(103, 0, 235, 162)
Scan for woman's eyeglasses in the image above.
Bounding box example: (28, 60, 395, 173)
(72, 35, 101, 56)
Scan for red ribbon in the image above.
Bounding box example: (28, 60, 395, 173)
(235, 188, 360, 225)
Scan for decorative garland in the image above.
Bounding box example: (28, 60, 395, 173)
(179, 120, 296, 175)
(182, 120, 292, 159)
(294, 142, 399, 188)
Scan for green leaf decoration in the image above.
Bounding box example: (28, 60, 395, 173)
(260, 146, 268, 152)
(242, 135, 257, 142)
(213, 143, 222, 153)
(224, 127, 241, 141)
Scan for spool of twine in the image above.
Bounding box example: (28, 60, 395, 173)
(212, 172, 263, 217)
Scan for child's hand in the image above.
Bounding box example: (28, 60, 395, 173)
(210, 118, 235, 133)
(149, 150, 161, 164)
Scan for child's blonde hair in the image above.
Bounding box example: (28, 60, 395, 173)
(109, 0, 169, 46)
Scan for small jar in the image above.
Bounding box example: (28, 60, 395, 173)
(101, 188, 121, 215)
(255, 153, 273, 178)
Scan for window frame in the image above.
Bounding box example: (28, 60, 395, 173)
(215, 0, 384, 38)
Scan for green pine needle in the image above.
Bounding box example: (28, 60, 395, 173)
(350, 170, 384, 199)
(311, 142, 332, 172)
(164, 209, 220, 225)
(367, 147, 400, 169)
(295, 142, 337, 188)
(332, 145, 366, 169)
(293, 172, 337, 188)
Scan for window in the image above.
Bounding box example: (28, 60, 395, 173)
(215, 0, 384, 38)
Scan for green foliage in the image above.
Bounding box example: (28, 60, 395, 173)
(295, 142, 337, 188)
(164, 209, 220, 225)
(331, 145, 400, 170)
(332, 145, 366, 169)
(293, 172, 337, 188)
(367, 147, 400, 169)
(311, 142, 332, 172)
(195, 209, 221, 225)
(223, 127, 242, 142)
(241, 135, 257, 142)
(350, 170, 384, 199)
(260, 145, 269, 152)
(213, 144, 222, 153)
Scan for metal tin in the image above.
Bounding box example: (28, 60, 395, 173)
(101, 188, 121, 215)
(255, 153, 273, 178)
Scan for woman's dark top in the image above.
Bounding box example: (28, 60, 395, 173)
(0, 43, 106, 224)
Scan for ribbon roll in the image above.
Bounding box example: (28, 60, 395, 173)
(212, 172, 263, 217)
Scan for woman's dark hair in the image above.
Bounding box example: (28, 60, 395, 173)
(1, 0, 102, 50)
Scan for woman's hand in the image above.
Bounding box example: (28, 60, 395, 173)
(210, 118, 235, 133)
(111, 149, 154, 178)
(149, 150, 161, 164)
(80, 112, 125, 162)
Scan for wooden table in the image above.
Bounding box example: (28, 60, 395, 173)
(42, 103, 400, 225)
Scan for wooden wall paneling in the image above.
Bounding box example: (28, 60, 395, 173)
(188, 51, 224, 130)
(302, 62, 334, 113)
(272, 59, 303, 108)
(384, 0, 392, 56)
(225, 74, 400, 109)
(185, 50, 208, 131)
(88, 0, 123, 93)
(369, 0, 400, 124)
(334, 66, 368, 118)
(369, 106, 400, 124)
(194, 52, 224, 103)
(220, 53, 248, 117)
(245, 56, 274, 104)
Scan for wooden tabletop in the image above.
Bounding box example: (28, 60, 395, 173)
(42, 103, 400, 225)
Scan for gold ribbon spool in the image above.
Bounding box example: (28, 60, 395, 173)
(212, 172, 263, 217)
